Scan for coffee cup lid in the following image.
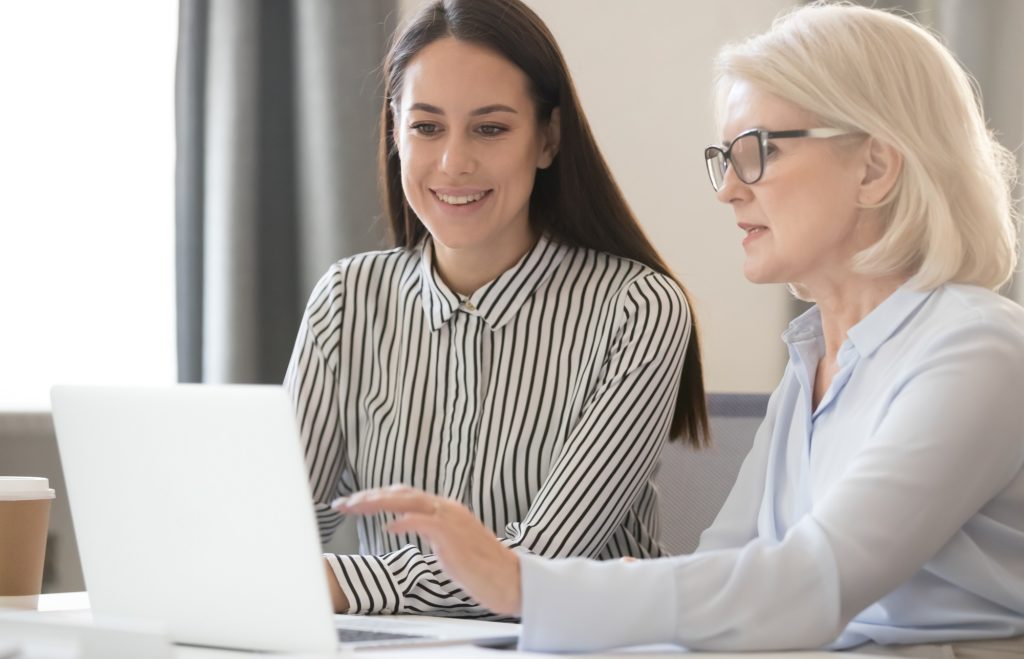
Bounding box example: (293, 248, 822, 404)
(0, 477, 56, 501)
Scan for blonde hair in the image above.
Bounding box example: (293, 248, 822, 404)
(715, 1, 1019, 293)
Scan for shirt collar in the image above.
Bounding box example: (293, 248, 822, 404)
(845, 284, 933, 358)
(781, 304, 823, 346)
(419, 235, 568, 332)
(781, 283, 934, 359)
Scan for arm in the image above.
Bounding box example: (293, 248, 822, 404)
(501, 274, 690, 557)
(519, 319, 1024, 651)
(344, 316, 1024, 648)
(284, 268, 357, 545)
(329, 274, 691, 615)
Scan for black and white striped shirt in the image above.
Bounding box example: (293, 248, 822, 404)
(284, 235, 690, 616)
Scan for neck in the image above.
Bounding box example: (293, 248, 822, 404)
(804, 272, 909, 361)
(432, 228, 538, 297)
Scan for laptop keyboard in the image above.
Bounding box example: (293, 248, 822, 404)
(336, 628, 431, 644)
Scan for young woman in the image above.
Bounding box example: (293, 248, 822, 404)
(283, 0, 708, 617)
(338, 3, 1024, 655)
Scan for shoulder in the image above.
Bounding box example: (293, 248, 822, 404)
(559, 247, 690, 336)
(887, 286, 1024, 472)
(314, 247, 414, 293)
(921, 284, 1024, 347)
(324, 246, 414, 284)
(907, 284, 1024, 381)
(940, 283, 1024, 323)
(586, 248, 688, 318)
(305, 246, 414, 312)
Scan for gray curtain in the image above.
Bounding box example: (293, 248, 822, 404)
(175, 0, 396, 384)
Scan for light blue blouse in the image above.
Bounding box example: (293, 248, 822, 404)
(519, 283, 1024, 652)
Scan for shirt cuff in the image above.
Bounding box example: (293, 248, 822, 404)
(325, 553, 403, 614)
(518, 554, 679, 652)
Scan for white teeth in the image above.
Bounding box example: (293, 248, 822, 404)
(436, 191, 486, 205)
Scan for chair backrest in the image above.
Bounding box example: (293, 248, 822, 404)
(656, 392, 769, 555)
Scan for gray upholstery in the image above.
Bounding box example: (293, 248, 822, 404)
(655, 393, 769, 556)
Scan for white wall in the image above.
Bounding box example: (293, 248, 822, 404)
(398, 0, 796, 392)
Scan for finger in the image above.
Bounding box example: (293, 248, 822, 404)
(386, 513, 446, 539)
(334, 489, 438, 516)
(332, 483, 414, 508)
(332, 487, 392, 510)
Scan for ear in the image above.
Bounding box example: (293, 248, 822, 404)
(858, 137, 902, 206)
(536, 107, 561, 170)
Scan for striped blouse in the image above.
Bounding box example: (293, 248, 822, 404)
(284, 234, 690, 617)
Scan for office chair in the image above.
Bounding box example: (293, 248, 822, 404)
(655, 392, 769, 555)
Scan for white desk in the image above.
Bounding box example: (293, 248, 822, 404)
(0, 593, 897, 658)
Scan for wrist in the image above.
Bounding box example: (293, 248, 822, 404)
(324, 556, 349, 613)
(504, 551, 523, 616)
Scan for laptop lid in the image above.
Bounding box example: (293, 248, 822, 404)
(50, 384, 519, 653)
(51, 384, 338, 653)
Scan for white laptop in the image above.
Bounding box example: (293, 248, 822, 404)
(50, 384, 519, 654)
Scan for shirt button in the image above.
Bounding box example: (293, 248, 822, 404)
(462, 301, 476, 312)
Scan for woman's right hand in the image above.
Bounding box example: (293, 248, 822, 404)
(333, 485, 523, 616)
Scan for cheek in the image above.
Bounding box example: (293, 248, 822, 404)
(398, 159, 418, 202)
(769, 164, 857, 225)
(497, 141, 543, 185)
(398, 139, 426, 175)
(398, 149, 439, 208)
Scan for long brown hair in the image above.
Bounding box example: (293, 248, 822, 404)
(378, 0, 708, 446)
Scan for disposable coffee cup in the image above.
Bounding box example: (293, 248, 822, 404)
(0, 477, 56, 609)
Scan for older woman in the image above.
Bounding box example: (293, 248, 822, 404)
(336, 3, 1024, 655)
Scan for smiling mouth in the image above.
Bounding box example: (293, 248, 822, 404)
(433, 190, 491, 206)
(745, 226, 767, 236)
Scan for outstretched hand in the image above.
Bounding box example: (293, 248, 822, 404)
(333, 485, 523, 616)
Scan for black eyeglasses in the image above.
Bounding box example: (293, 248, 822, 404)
(704, 127, 859, 192)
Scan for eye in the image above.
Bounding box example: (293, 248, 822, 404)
(477, 124, 508, 137)
(410, 122, 441, 136)
(764, 142, 780, 159)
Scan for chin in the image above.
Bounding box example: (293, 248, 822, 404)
(424, 226, 492, 252)
(742, 263, 785, 285)
(742, 264, 769, 284)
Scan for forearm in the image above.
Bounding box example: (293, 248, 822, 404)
(519, 522, 842, 653)
(325, 547, 487, 616)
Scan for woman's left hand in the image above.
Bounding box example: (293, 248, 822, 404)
(333, 485, 523, 616)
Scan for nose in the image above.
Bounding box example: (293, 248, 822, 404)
(715, 163, 749, 205)
(440, 133, 477, 176)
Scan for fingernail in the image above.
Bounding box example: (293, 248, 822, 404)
(331, 497, 348, 510)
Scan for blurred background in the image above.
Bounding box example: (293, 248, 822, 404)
(0, 0, 1021, 593)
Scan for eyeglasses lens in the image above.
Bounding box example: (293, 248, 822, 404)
(730, 133, 763, 184)
(705, 148, 727, 191)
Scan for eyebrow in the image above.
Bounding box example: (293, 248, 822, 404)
(405, 102, 519, 116)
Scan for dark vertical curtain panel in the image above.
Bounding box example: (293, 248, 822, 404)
(175, 0, 397, 384)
